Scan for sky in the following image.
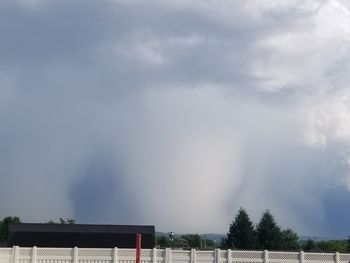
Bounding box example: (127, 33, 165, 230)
(1, 0, 350, 237)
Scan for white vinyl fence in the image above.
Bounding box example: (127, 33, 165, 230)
(1, 247, 350, 263)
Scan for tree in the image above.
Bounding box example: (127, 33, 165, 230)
(227, 208, 256, 249)
(256, 210, 282, 250)
(156, 235, 190, 248)
(203, 238, 216, 250)
(181, 234, 201, 248)
(47, 218, 75, 224)
(59, 218, 75, 224)
(0, 216, 21, 241)
(173, 237, 189, 248)
(220, 237, 228, 249)
(316, 240, 348, 252)
(66, 218, 75, 224)
(279, 229, 300, 250)
(156, 236, 171, 248)
(302, 239, 317, 251)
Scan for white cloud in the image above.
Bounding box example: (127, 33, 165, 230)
(304, 92, 350, 146)
(252, 0, 350, 93)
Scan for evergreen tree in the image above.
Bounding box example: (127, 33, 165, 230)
(227, 208, 256, 249)
(256, 210, 282, 250)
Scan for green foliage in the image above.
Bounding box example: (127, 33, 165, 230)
(156, 236, 171, 248)
(302, 239, 348, 252)
(203, 238, 216, 250)
(173, 237, 189, 248)
(225, 209, 300, 251)
(302, 239, 317, 251)
(46, 218, 75, 224)
(181, 234, 201, 248)
(317, 240, 347, 252)
(220, 237, 228, 249)
(227, 208, 256, 249)
(0, 216, 21, 241)
(156, 234, 189, 248)
(279, 229, 300, 251)
(157, 234, 216, 249)
(256, 210, 282, 250)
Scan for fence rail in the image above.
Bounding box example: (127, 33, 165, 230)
(0, 247, 350, 263)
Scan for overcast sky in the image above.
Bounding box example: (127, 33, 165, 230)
(1, 0, 350, 236)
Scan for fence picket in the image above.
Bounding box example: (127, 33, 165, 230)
(2, 246, 350, 263)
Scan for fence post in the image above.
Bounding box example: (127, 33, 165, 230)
(335, 252, 339, 263)
(152, 248, 157, 263)
(215, 249, 221, 263)
(114, 247, 119, 263)
(191, 249, 196, 263)
(165, 248, 171, 263)
(264, 250, 269, 263)
(300, 251, 304, 263)
(31, 246, 37, 263)
(73, 247, 78, 263)
(227, 249, 231, 263)
(12, 246, 19, 263)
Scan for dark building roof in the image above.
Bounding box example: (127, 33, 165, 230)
(10, 223, 155, 234)
(8, 223, 155, 248)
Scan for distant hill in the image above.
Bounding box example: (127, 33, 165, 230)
(156, 232, 225, 242)
(299, 235, 348, 241)
(201, 234, 225, 243)
(156, 232, 348, 242)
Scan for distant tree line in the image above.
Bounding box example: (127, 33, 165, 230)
(156, 234, 216, 249)
(301, 238, 349, 252)
(222, 208, 350, 252)
(46, 218, 75, 224)
(1, 214, 349, 252)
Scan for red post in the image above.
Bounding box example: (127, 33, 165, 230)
(136, 233, 142, 263)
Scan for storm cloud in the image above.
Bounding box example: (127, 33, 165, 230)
(1, 0, 350, 236)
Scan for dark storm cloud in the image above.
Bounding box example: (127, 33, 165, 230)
(1, 0, 350, 235)
(323, 187, 350, 236)
(69, 150, 139, 224)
